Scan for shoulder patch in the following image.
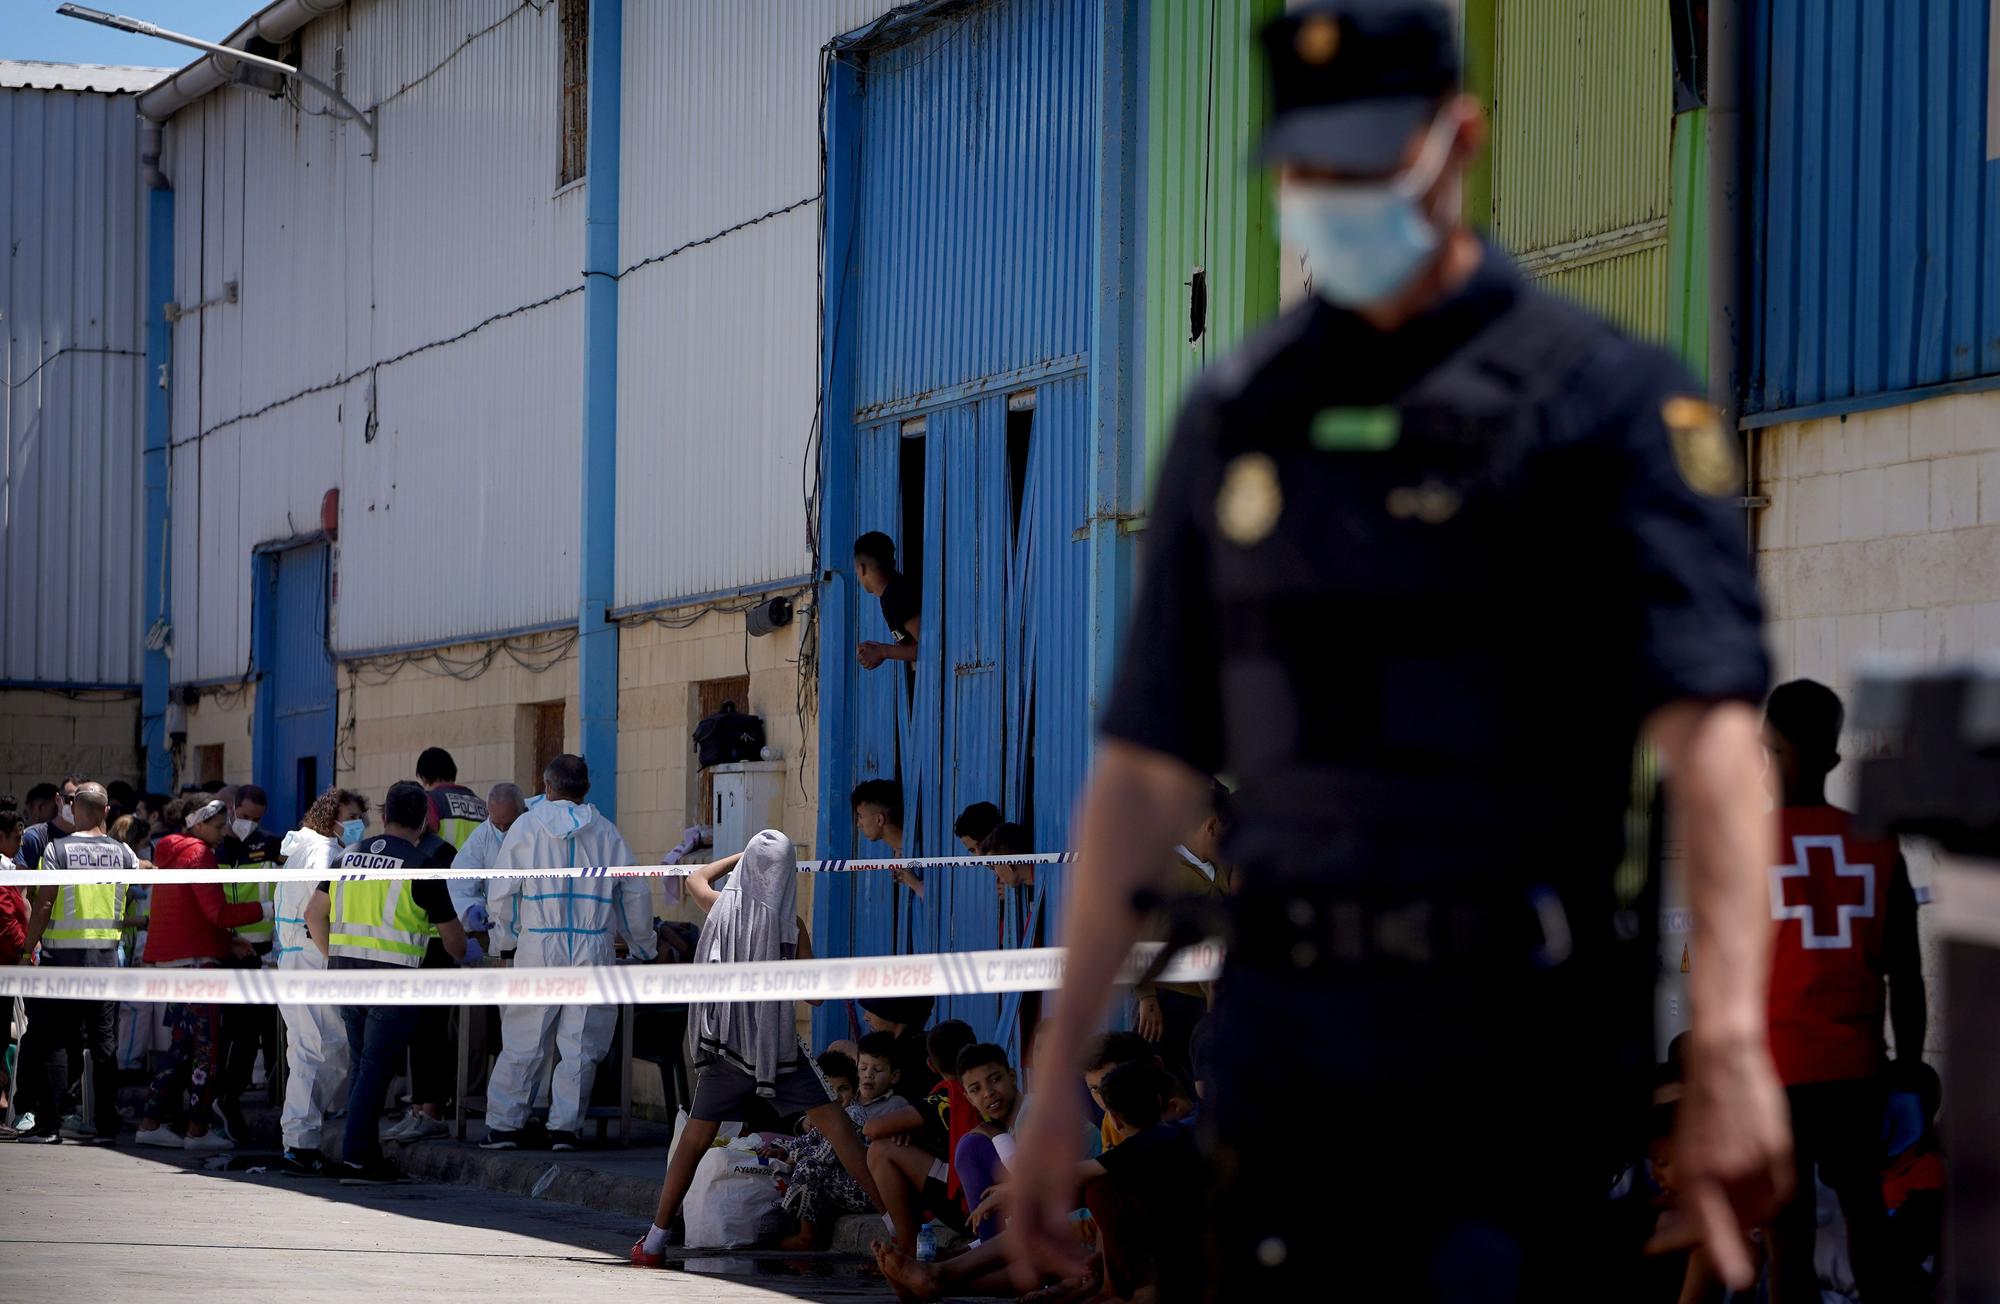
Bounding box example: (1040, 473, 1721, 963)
(1662, 396, 1739, 497)
(1215, 453, 1283, 546)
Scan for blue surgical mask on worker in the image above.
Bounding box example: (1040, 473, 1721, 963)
(340, 818, 366, 846)
(1279, 113, 1459, 308)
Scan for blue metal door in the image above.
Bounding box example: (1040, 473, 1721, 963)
(254, 543, 335, 829)
(818, 0, 1100, 1046)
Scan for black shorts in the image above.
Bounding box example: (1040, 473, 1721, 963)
(688, 1057, 834, 1122)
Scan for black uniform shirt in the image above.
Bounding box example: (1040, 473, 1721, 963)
(321, 834, 458, 972)
(1102, 247, 1768, 894)
(878, 573, 921, 645)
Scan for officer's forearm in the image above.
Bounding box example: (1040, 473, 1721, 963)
(1651, 700, 1776, 1047)
(22, 887, 56, 953)
(1041, 742, 1206, 1077)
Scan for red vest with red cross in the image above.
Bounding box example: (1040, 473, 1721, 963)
(1767, 806, 1897, 1085)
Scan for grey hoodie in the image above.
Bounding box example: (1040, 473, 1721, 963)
(687, 829, 803, 1094)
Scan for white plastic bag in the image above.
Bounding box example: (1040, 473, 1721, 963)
(682, 1142, 785, 1248)
(667, 1107, 741, 1158)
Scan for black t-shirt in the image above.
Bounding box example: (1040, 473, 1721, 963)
(1100, 245, 1768, 896)
(1096, 1120, 1204, 1276)
(878, 573, 920, 645)
(19, 821, 67, 872)
(885, 1027, 934, 1107)
(319, 834, 458, 961)
(218, 827, 284, 867)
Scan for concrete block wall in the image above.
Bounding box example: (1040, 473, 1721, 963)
(332, 614, 819, 868)
(338, 649, 578, 807)
(1753, 388, 2000, 1063)
(618, 611, 818, 904)
(182, 687, 256, 786)
(1757, 391, 2000, 696)
(0, 690, 143, 798)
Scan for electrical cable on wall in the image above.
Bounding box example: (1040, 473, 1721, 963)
(3, 345, 144, 390)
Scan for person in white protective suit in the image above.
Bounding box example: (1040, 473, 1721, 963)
(447, 782, 527, 951)
(481, 754, 656, 1151)
(272, 786, 369, 1177)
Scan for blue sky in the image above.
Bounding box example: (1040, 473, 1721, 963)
(4, 1, 253, 67)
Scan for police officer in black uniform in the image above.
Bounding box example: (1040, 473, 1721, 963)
(1008, 4, 1792, 1299)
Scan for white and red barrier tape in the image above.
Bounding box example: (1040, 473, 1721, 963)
(0, 851, 1080, 889)
(0, 940, 1224, 1006)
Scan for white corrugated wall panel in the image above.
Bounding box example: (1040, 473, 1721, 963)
(0, 85, 147, 685)
(335, 299, 580, 653)
(165, 0, 583, 671)
(614, 0, 897, 609)
(335, 0, 581, 359)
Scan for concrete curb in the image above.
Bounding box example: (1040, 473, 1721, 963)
(389, 1140, 664, 1218)
(381, 1138, 890, 1254)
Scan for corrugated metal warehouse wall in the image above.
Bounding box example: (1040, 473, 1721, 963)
(0, 79, 149, 686)
(1484, 0, 1672, 338)
(817, 0, 1102, 1040)
(164, 0, 585, 678)
(615, 0, 895, 611)
(1745, 0, 1999, 420)
(1143, 0, 1281, 479)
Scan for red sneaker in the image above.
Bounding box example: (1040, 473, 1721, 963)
(629, 1239, 665, 1269)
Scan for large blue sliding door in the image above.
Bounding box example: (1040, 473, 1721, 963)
(254, 543, 335, 830)
(818, 0, 1099, 1045)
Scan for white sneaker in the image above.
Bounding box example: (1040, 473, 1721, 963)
(134, 1125, 182, 1148)
(182, 1130, 234, 1152)
(379, 1111, 421, 1141)
(397, 1115, 448, 1142)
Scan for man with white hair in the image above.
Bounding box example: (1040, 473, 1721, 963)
(482, 755, 655, 1151)
(447, 782, 526, 951)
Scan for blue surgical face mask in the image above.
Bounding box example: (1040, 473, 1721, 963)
(1280, 115, 1457, 308)
(340, 819, 366, 846)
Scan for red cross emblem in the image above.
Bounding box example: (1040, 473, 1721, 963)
(1770, 835, 1875, 950)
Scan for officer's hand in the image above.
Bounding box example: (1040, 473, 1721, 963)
(1133, 994, 1164, 1043)
(1652, 1036, 1792, 1288)
(1004, 1089, 1089, 1290)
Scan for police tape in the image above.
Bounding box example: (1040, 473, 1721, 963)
(0, 940, 1223, 1007)
(0, 851, 1080, 890)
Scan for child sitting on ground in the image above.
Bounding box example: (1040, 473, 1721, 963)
(952, 1043, 1024, 1243)
(773, 1042, 909, 1251)
(866, 1018, 979, 1252)
(873, 1060, 1200, 1304)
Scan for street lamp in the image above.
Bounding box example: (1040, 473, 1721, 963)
(56, 3, 376, 153)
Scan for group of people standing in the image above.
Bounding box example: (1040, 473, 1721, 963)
(0, 746, 662, 1186)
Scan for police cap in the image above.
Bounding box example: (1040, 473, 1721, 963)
(1258, 0, 1459, 175)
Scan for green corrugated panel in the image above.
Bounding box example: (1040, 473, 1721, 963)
(1533, 246, 1671, 335)
(1143, 0, 1282, 482)
(1666, 107, 1709, 379)
(1488, 0, 1672, 340)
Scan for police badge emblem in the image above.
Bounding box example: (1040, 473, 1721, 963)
(1295, 15, 1340, 65)
(1216, 453, 1283, 547)
(1661, 395, 1739, 498)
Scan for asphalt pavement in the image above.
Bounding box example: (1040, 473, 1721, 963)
(0, 1142, 897, 1303)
